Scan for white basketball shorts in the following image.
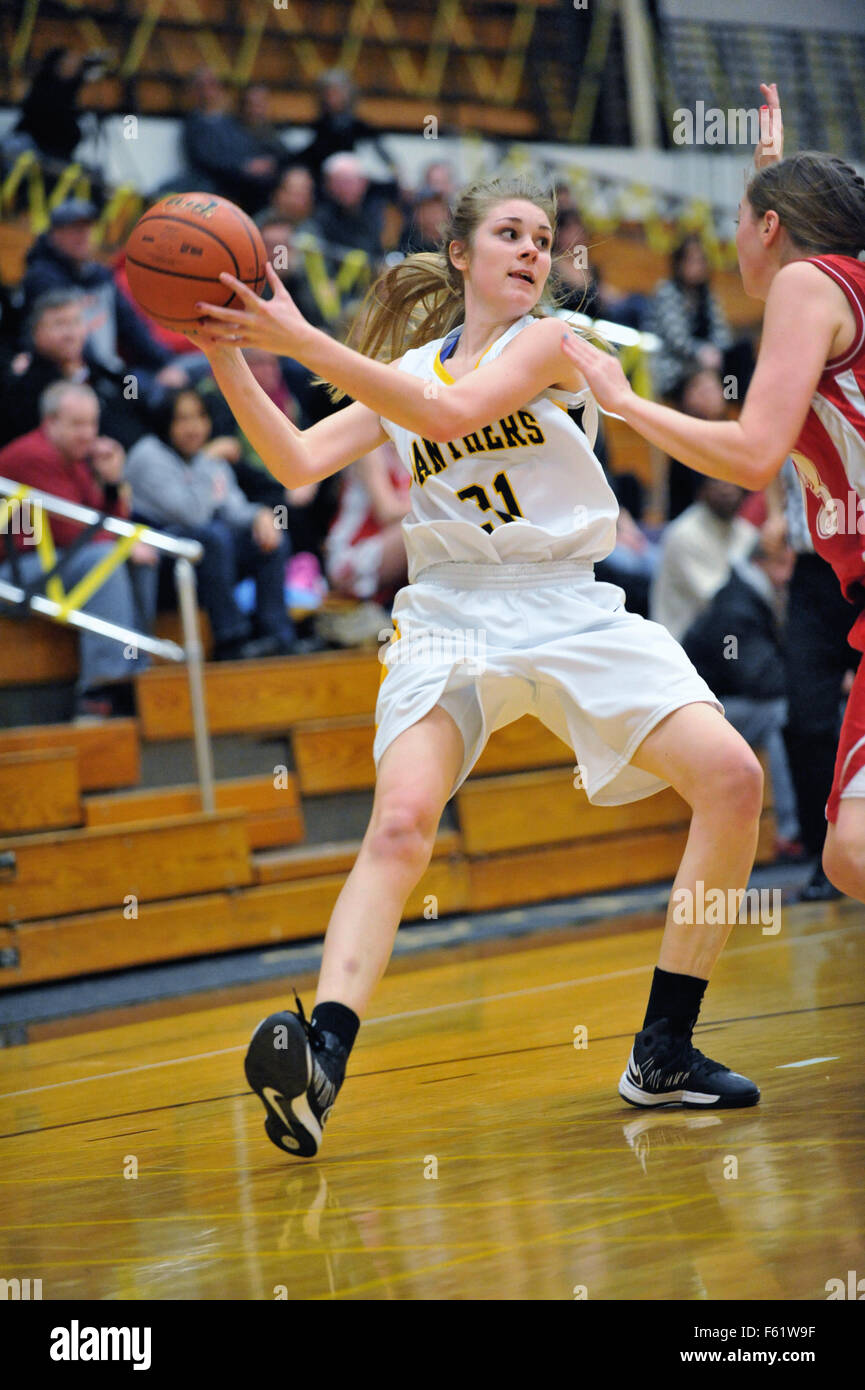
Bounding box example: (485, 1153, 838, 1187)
(374, 559, 723, 805)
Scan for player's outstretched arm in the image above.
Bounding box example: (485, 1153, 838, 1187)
(196, 267, 584, 443)
(560, 261, 838, 491)
(191, 338, 387, 490)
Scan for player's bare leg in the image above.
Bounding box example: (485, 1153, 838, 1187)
(630, 701, 764, 977)
(315, 703, 465, 1015)
(618, 701, 764, 1108)
(822, 799, 865, 902)
(245, 704, 464, 1156)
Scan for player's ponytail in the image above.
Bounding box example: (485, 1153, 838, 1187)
(746, 151, 865, 260)
(320, 173, 563, 403)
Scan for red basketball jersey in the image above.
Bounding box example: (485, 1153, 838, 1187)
(790, 253, 865, 645)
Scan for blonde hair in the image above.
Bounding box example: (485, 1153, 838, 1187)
(317, 172, 599, 403)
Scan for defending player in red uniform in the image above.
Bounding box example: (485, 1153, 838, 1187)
(562, 92, 865, 903)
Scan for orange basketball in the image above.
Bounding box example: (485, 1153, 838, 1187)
(125, 192, 267, 332)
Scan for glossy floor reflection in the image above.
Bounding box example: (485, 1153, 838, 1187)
(1, 897, 863, 1299)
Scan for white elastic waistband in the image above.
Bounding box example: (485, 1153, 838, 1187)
(414, 559, 595, 589)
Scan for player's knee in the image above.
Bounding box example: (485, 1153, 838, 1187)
(695, 745, 763, 823)
(822, 835, 858, 899)
(367, 797, 439, 869)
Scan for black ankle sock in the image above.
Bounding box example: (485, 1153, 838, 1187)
(310, 1001, 360, 1055)
(642, 967, 708, 1033)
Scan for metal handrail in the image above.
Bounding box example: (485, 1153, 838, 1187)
(0, 476, 215, 813)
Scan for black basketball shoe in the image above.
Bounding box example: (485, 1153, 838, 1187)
(618, 1017, 760, 1109)
(245, 994, 348, 1157)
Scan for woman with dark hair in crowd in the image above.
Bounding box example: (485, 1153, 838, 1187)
(648, 233, 754, 400)
(124, 387, 298, 660)
(648, 234, 729, 397)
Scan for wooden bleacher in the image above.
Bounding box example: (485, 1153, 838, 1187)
(0, 718, 140, 790)
(83, 773, 304, 850)
(0, 611, 213, 687)
(0, 747, 81, 835)
(0, 648, 778, 988)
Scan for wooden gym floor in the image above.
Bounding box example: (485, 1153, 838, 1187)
(1, 895, 863, 1301)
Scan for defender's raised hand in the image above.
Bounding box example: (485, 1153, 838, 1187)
(755, 82, 783, 169)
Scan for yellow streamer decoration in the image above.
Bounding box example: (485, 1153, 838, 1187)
(3, 490, 145, 621)
(298, 239, 370, 325)
(619, 343, 652, 400)
(34, 510, 63, 606)
(54, 525, 146, 623)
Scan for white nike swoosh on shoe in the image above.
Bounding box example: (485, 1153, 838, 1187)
(262, 1086, 303, 1151)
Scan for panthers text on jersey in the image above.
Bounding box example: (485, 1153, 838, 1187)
(378, 313, 618, 582)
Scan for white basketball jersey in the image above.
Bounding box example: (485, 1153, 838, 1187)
(379, 313, 619, 581)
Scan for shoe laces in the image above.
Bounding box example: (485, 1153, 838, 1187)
(650, 1019, 727, 1078)
(294, 990, 347, 1064)
(672, 1032, 728, 1078)
(293, 990, 327, 1052)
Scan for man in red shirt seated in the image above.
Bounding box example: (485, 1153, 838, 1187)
(0, 380, 157, 718)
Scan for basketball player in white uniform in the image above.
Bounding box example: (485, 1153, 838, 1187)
(192, 177, 765, 1159)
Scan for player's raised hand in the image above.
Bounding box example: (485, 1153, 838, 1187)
(755, 83, 783, 169)
(195, 263, 311, 354)
(560, 329, 632, 415)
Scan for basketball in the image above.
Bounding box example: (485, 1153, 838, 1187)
(125, 192, 267, 332)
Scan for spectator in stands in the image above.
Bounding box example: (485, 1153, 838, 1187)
(552, 180, 578, 217)
(398, 187, 450, 256)
(311, 153, 388, 266)
(0, 381, 154, 718)
(595, 503, 660, 620)
(180, 68, 280, 214)
(257, 217, 328, 330)
(296, 68, 400, 189)
(20, 200, 203, 408)
(0, 289, 150, 450)
(238, 85, 290, 179)
(245, 215, 341, 434)
(3, 48, 109, 172)
(112, 245, 215, 367)
(254, 164, 317, 233)
(0, 283, 21, 376)
(200, 347, 299, 498)
(682, 532, 801, 855)
(650, 476, 758, 641)
(647, 234, 735, 400)
(665, 364, 729, 520)
(420, 159, 457, 204)
(124, 388, 298, 660)
(553, 209, 648, 329)
(200, 347, 332, 600)
(324, 441, 409, 609)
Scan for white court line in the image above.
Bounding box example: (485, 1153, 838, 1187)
(776, 1056, 840, 1069)
(0, 923, 859, 1103)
